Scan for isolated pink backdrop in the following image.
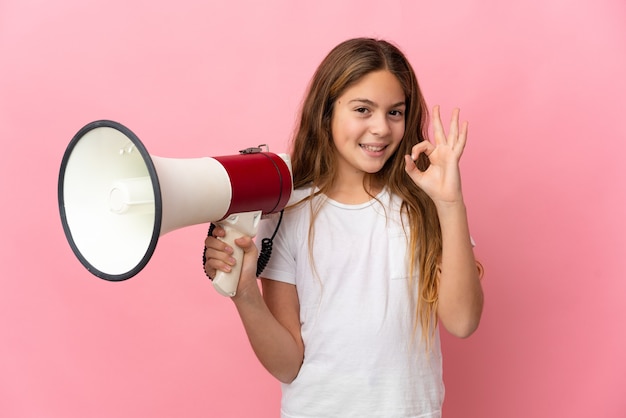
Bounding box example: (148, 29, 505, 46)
(1, 1, 625, 417)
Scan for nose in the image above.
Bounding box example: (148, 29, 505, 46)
(369, 113, 391, 137)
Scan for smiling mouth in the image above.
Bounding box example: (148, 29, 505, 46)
(360, 144, 386, 152)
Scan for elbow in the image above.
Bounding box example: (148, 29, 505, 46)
(267, 358, 303, 384)
(445, 316, 481, 338)
(277, 375, 296, 384)
(441, 298, 484, 338)
(274, 367, 301, 384)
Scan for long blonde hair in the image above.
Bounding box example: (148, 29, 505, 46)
(290, 38, 442, 345)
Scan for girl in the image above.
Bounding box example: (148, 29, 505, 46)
(203, 37, 483, 418)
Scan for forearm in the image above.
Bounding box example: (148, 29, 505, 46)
(435, 201, 484, 337)
(231, 282, 304, 383)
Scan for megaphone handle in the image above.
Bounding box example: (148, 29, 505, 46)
(212, 226, 245, 297)
(211, 211, 262, 297)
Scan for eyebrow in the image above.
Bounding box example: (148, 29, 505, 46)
(348, 98, 406, 108)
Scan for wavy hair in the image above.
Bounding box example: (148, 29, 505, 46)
(290, 37, 442, 346)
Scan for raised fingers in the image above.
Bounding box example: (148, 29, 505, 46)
(456, 119, 469, 154)
(448, 108, 459, 146)
(432, 105, 446, 145)
(432, 105, 468, 152)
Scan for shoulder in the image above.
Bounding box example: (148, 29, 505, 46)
(287, 185, 318, 208)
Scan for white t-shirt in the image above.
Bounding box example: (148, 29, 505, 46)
(257, 187, 444, 418)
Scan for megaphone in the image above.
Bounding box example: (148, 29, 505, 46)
(58, 120, 293, 297)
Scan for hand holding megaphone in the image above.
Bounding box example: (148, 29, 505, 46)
(203, 221, 261, 298)
(208, 211, 262, 297)
(58, 120, 293, 297)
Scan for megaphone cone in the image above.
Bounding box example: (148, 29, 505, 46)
(58, 120, 292, 296)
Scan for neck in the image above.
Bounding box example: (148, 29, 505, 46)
(326, 173, 382, 204)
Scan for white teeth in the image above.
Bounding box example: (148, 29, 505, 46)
(361, 144, 385, 152)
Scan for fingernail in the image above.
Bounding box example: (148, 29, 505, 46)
(228, 257, 236, 265)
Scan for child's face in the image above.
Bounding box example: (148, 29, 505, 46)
(331, 70, 406, 178)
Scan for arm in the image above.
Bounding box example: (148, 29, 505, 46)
(404, 105, 484, 338)
(204, 230, 304, 383)
(434, 201, 483, 337)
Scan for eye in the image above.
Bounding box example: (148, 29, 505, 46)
(389, 109, 404, 119)
(355, 107, 369, 114)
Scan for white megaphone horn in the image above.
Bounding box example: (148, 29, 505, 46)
(58, 120, 293, 297)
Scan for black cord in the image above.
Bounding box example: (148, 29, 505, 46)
(256, 210, 283, 277)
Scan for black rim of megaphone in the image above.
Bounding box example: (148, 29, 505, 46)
(58, 120, 162, 281)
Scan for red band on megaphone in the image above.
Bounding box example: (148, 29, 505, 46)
(214, 152, 292, 216)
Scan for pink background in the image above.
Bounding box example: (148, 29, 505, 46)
(1, 0, 625, 417)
